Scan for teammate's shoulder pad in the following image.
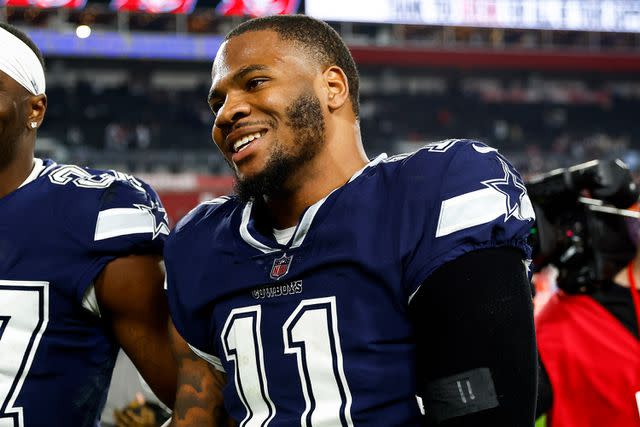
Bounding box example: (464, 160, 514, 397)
(44, 164, 160, 210)
(45, 164, 149, 195)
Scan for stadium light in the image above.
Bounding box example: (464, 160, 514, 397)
(75, 24, 91, 39)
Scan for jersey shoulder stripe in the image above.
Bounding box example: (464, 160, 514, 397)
(94, 207, 169, 241)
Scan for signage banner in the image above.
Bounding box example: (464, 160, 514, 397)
(305, 0, 640, 33)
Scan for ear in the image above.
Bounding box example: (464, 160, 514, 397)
(323, 65, 350, 113)
(26, 94, 47, 130)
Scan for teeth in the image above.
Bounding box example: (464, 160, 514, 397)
(233, 132, 263, 152)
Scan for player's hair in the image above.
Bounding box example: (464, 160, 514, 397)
(0, 22, 45, 69)
(225, 15, 360, 118)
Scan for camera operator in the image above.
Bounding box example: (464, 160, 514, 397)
(529, 160, 640, 427)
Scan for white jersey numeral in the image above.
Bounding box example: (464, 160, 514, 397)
(283, 297, 353, 427)
(222, 297, 353, 427)
(48, 165, 114, 188)
(48, 165, 145, 192)
(0, 281, 49, 427)
(222, 306, 275, 427)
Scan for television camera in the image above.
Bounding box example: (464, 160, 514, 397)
(526, 159, 639, 292)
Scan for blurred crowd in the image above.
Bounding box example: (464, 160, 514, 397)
(37, 65, 640, 178)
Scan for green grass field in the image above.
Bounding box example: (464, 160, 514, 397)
(536, 414, 547, 427)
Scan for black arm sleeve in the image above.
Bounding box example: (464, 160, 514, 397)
(408, 247, 537, 427)
(536, 357, 553, 417)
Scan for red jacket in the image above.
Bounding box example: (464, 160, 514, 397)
(536, 292, 640, 427)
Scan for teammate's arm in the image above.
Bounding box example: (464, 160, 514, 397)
(94, 254, 177, 408)
(409, 247, 537, 427)
(168, 320, 235, 427)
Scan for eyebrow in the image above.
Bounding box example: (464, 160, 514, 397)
(208, 64, 270, 104)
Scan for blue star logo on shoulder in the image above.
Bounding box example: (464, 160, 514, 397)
(270, 253, 293, 280)
(481, 157, 529, 221)
(134, 201, 170, 239)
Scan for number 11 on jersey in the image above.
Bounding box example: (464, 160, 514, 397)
(222, 296, 353, 427)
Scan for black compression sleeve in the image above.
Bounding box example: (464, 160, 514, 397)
(536, 358, 553, 417)
(408, 247, 537, 427)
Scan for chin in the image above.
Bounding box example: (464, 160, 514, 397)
(235, 170, 259, 186)
(236, 161, 268, 180)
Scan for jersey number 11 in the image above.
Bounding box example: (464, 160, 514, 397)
(222, 296, 354, 427)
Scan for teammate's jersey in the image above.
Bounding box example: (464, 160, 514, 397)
(0, 159, 169, 427)
(166, 139, 535, 426)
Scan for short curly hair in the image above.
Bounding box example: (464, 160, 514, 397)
(225, 15, 359, 118)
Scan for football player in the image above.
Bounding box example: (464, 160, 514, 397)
(165, 15, 537, 427)
(0, 23, 176, 426)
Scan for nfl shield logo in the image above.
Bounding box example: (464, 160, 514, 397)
(270, 253, 293, 280)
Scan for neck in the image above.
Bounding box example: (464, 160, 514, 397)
(0, 148, 35, 199)
(265, 123, 368, 229)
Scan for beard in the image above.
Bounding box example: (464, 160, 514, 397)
(234, 90, 325, 204)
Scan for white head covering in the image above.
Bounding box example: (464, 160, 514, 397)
(0, 26, 46, 95)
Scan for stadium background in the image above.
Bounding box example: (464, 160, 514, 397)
(3, 0, 640, 225)
(2, 0, 639, 425)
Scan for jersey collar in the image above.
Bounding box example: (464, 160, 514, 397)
(239, 154, 388, 254)
(17, 158, 45, 189)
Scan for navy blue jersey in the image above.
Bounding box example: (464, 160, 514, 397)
(166, 140, 535, 426)
(0, 159, 169, 427)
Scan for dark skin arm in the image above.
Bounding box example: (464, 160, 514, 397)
(168, 320, 235, 427)
(94, 254, 177, 408)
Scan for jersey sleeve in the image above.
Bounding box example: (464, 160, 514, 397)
(58, 170, 169, 303)
(399, 140, 535, 300)
(89, 177, 168, 255)
(165, 201, 227, 362)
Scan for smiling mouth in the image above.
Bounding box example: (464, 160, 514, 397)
(232, 131, 265, 153)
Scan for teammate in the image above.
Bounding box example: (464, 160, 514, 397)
(165, 15, 538, 426)
(0, 23, 176, 426)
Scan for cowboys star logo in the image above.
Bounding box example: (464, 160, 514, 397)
(481, 157, 530, 222)
(134, 201, 170, 239)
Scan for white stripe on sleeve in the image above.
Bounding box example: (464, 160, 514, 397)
(94, 207, 164, 241)
(436, 188, 508, 238)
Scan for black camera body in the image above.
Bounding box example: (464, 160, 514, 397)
(526, 159, 639, 292)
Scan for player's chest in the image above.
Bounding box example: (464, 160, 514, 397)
(204, 247, 410, 347)
(201, 232, 402, 304)
(0, 208, 75, 272)
(0, 203, 82, 286)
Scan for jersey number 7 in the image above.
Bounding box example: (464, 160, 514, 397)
(0, 281, 49, 427)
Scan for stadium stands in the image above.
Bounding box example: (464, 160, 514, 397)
(36, 62, 640, 177)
